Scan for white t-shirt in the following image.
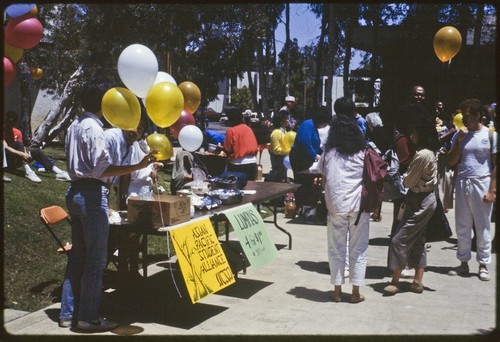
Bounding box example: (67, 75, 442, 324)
(127, 141, 154, 196)
(317, 125, 330, 149)
(317, 148, 364, 214)
(452, 126, 497, 179)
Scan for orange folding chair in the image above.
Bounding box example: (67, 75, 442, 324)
(39, 205, 72, 255)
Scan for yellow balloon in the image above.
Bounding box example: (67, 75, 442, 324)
(453, 112, 464, 129)
(101, 87, 141, 130)
(145, 82, 184, 128)
(284, 131, 296, 150)
(433, 26, 462, 62)
(146, 133, 173, 161)
(5, 43, 23, 63)
(178, 81, 201, 114)
(30, 67, 43, 80)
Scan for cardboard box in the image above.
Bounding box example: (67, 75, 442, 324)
(127, 194, 191, 227)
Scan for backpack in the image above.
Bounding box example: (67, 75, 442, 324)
(355, 144, 387, 225)
(366, 141, 404, 202)
(381, 148, 407, 201)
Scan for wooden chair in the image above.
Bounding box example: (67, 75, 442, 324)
(39, 205, 72, 254)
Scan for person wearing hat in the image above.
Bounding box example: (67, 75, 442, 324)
(281, 95, 298, 131)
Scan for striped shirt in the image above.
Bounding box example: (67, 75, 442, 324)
(402, 149, 437, 193)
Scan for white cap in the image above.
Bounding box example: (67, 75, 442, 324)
(285, 96, 296, 102)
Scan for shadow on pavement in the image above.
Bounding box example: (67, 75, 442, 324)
(369, 237, 390, 247)
(365, 265, 389, 280)
(216, 277, 273, 299)
(286, 286, 332, 303)
(100, 270, 228, 330)
(295, 260, 329, 275)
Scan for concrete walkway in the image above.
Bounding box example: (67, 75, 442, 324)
(3, 149, 497, 337)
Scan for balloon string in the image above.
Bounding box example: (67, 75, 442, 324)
(192, 152, 215, 178)
(438, 62, 445, 101)
(153, 177, 182, 298)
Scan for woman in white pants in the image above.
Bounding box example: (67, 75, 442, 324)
(318, 115, 368, 303)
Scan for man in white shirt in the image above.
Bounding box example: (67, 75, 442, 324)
(60, 79, 157, 332)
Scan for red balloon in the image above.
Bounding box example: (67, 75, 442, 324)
(169, 110, 196, 139)
(4, 57, 17, 86)
(5, 17, 43, 49)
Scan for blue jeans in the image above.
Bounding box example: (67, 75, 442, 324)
(60, 180, 109, 322)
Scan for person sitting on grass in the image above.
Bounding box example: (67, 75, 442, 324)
(3, 110, 70, 183)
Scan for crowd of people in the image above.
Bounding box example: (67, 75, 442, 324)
(3, 81, 496, 331)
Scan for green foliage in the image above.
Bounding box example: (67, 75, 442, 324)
(230, 86, 252, 110)
(3, 145, 273, 313)
(2, 148, 171, 312)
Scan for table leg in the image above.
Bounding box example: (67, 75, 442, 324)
(263, 204, 292, 250)
(116, 231, 128, 284)
(141, 233, 148, 278)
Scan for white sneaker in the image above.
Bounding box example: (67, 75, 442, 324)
(56, 171, 71, 181)
(478, 267, 491, 281)
(26, 171, 42, 183)
(2, 176, 11, 182)
(401, 267, 415, 278)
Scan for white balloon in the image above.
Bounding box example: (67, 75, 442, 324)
(117, 44, 158, 98)
(178, 125, 203, 152)
(155, 71, 177, 86)
(283, 155, 291, 169)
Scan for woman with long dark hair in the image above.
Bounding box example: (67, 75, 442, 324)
(384, 115, 440, 295)
(318, 115, 368, 303)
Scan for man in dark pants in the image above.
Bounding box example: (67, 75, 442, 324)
(59, 79, 157, 332)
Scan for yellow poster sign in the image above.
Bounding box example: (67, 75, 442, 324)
(170, 217, 235, 303)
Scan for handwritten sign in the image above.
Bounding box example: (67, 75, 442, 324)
(223, 203, 278, 269)
(170, 217, 235, 303)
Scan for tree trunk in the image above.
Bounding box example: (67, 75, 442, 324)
(326, 4, 337, 114)
(368, 4, 382, 111)
(247, 70, 258, 110)
(343, 8, 356, 98)
(19, 78, 33, 145)
(259, 33, 271, 117)
(468, 3, 484, 97)
(285, 3, 290, 96)
(30, 66, 83, 148)
(272, 31, 278, 114)
(313, 10, 328, 111)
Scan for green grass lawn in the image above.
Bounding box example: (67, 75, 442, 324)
(2, 146, 173, 312)
(3, 145, 274, 313)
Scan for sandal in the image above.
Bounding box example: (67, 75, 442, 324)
(350, 294, 365, 304)
(383, 284, 399, 296)
(410, 282, 424, 293)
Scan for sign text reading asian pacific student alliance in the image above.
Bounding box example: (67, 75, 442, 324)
(170, 217, 235, 303)
(224, 203, 278, 269)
